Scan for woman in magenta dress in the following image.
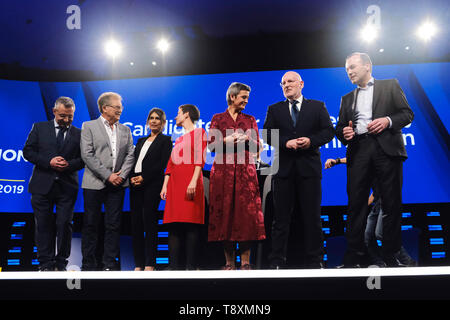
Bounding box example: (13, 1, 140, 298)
(160, 104, 207, 270)
(208, 82, 265, 270)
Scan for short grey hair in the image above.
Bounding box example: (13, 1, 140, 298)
(226, 82, 251, 105)
(54, 96, 75, 111)
(346, 52, 373, 70)
(97, 92, 122, 114)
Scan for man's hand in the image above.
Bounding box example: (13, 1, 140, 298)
(286, 137, 311, 150)
(286, 139, 299, 149)
(297, 137, 310, 149)
(343, 120, 355, 141)
(367, 117, 389, 135)
(108, 171, 124, 186)
(324, 158, 337, 169)
(50, 156, 68, 171)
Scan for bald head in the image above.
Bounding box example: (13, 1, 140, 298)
(281, 71, 304, 100)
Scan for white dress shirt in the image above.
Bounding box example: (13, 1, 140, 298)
(289, 95, 304, 114)
(354, 78, 374, 135)
(354, 77, 392, 134)
(101, 116, 118, 170)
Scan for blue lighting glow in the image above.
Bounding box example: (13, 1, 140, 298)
(431, 252, 445, 259)
(429, 238, 444, 245)
(158, 232, 169, 238)
(12, 222, 26, 227)
(156, 258, 169, 264)
(7, 259, 20, 265)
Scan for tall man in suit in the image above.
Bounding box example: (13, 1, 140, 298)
(263, 71, 334, 268)
(80, 92, 135, 271)
(335, 52, 414, 267)
(23, 97, 84, 271)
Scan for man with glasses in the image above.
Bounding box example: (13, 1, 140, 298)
(80, 92, 135, 271)
(23, 97, 84, 271)
(263, 71, 334, 269)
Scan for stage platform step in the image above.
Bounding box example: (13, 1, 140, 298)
(1, 267, 450, 300)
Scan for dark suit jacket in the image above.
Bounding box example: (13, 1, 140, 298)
(130, 133, 173, 187)
(335, 79, 414, 160)
(23, 120, 84, 195)
(263, 98, 334, 178)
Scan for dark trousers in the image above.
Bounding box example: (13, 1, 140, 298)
(167, 222, 201, 270)
(269, 168, 323, 267)
(345, 135, 403, 263)
(31, 180, 77, 270)
(130, 184, 161, 268)
(81, 186, 125, 270)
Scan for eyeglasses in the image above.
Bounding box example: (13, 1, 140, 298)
(280, 79, 299, 88)
(106, 105, 123, 110)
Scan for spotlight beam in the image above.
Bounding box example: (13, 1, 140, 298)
(360, 24, 378, 43)
(104, 39, 122, 59)
(157, 38, 170, 54)
(416, 21, 438, 42)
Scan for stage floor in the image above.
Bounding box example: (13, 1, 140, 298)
(1, 267, 450, 300)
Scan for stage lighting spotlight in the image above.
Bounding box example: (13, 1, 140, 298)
(405, 46, 410, 50)
(130, 62, 134, 66)
(360, 24, 378, 43)
(379, 48, 384, 53)
(104, 39, 122, 58)
(416, 21, 438, 41)
(157, 38, 170, 53)
(152, 61, 157, 66)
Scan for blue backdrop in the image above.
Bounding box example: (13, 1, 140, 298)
(0, 62, 449, 213)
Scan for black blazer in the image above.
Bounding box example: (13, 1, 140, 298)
(263, 98, 334, 178)
(23, 120, 84, 195)
(130, 133, 173, 187)
(335, 79, 414, 160)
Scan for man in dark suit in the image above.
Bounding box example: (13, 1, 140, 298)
(23, 97, 84, 271)
(335, 52, 414, 267)
(80, 92, 135, 271)
(263, 71, 334, 269)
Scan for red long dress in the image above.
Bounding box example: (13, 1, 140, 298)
(207, 110, 266, 241)
(163, 128, 207, 225)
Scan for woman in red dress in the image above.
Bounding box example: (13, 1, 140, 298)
(208, 82, 265, 270)
(160, 104, 207, 270)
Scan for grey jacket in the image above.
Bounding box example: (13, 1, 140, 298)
(80, 117, 135, 190)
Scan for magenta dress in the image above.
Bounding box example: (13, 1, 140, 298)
(207, 110, 266, 242)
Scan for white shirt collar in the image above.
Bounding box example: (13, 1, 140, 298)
(289, 95, 303, 107)
(358, 77, 375, 89)
(101, 115, 118, 128)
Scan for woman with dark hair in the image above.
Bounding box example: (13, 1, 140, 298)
(208, 82, 265, 270)
(129, 107, 172, 271)
(160, 104, 207, 270)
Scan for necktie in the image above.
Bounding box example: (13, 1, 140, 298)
(290, 100, 299, 126)
(56, 126, 67, 153)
